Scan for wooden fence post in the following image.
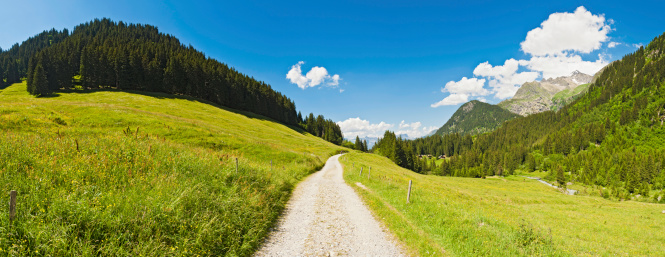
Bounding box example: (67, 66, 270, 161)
(9, 190, 17, 222)
(360, 167, 363, 176)
(235, 158, 238, 173)
(270, 160, 273, 170)
(368, 167, 371, 179)
(407, 180, 412, 203)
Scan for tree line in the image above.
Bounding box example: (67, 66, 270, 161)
(0, 18, 343, 145)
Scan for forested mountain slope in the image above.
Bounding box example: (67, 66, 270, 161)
(434, 100, 519, 136)
(376, 32, 665, 202)
(444, 32, 665, 198)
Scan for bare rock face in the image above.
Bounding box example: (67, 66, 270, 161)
(499, 71, 593, 116)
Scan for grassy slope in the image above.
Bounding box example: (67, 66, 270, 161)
(339, 152, 665, 256)
(0, 82, 343, 256)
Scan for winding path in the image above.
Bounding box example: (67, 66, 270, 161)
(255, 154, 404, 256)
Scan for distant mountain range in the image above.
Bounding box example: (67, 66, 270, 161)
(433, 71, 597, 136)
(434, 100, 520, 136)
(498, 71, 593, 116)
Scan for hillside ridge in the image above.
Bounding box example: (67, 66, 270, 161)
(434, 100, 520, 136)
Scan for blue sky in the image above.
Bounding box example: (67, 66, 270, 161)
(2, 0, 664, 139)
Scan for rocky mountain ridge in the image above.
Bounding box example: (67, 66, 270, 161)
(498, 71, 593, 116)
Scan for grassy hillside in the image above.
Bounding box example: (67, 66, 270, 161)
(435, 100, 519, 136)
(0, 82, 343, 256)
(339, 152, 665, 256)
(550, 83, 590, 110)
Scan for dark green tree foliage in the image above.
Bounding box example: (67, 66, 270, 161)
(31, 58, 49, 96)
(434, 100, 520, 136)
(301, 113, 343, 145)
(4, 19, 342, 144)
(0, 28, 69, 86)
(354, 136, 367, 152)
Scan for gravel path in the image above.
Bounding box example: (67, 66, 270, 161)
(255, 154, 405, 257)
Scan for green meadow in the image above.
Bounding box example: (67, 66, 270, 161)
(0, 82, 342, 256)
(339, 152, 665, 256)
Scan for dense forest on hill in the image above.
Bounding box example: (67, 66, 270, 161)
(375, 32, 665, 201)
(0, 19, 342, 145)
(434, 100, 520, 136)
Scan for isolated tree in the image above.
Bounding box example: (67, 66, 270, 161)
(556, 165, 566, 189)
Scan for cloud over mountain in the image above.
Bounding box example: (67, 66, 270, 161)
(432, 6, 613, 107)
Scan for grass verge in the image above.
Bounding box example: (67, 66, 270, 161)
(339, 152, 665, 256)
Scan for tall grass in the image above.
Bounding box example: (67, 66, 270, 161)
(340, 152, 665, 256)
(0, 82, 343, 256)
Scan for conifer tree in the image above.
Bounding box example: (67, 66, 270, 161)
(32, 60, 49, 96)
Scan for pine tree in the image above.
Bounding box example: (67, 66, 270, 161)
(354, 136, 362, 151)
(32, 60, 49, 96)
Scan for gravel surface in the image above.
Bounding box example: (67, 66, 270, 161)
(255, 154, 405, 257)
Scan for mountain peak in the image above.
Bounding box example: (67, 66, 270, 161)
(435, 100, 519, 136)
(498, 70, 596, 116)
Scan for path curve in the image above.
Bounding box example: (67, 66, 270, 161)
(255, 154, 404, 256)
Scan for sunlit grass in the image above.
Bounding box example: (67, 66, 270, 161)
(0, 82, 343, 256)
(340, 152, 665, 256)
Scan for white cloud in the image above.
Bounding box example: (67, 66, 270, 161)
(473, 59, 539, 99)
(336, 117, 393, 138)
(524, 53, 607, 79)
(286, 61, 341, 89)
(520, 6, 611, 56)
(336, 118, 435, 139)
(339, 88, 345, 93)
(442, 77, 488, 96)
(633, 43, 643, 48)
(286, 61, 309, 89)
(431, 77, 487, 107)
(431, 6, 614, 107)
(431, 94, 470, 107)
(396, 120, 437, 138)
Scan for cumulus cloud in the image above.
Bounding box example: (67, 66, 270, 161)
(336, 117, 393, 138)
(431, 77, 487, 107)
(524, 53, 608, 79)
(520, 6, 611, 56)
(396, 121, 438, 138)
(473, 59, 539, 99)
(432, 6, 614, 107)
(286, 61, 342, 89)
(336, 118, 435, 139)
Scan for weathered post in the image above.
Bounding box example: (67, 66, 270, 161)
(360, 167, 363, 176)
(407, 180, 412, 203)
(235, 158, 239, 173)
(368, 166, 371, 179)
(270, 160, 273, 170)
(9, 190, 17, 222)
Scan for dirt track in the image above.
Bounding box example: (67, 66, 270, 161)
(255, 154, 404, 256)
